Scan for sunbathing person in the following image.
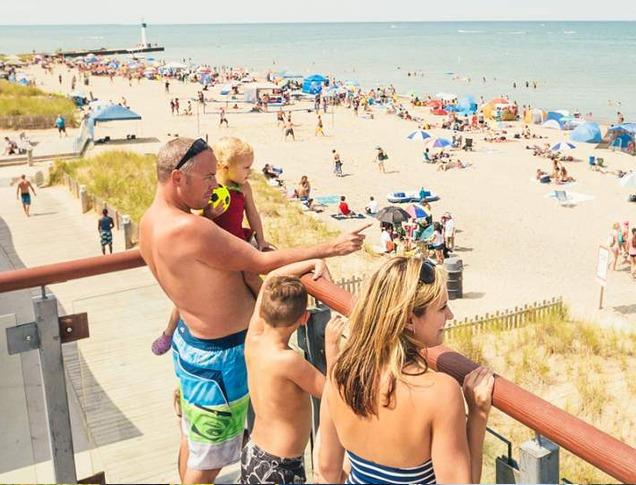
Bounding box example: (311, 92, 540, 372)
(556, 167, 575, 184)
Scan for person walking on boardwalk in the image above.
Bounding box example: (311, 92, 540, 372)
(98, 208, 115, 255)
(55, 114, 67, 137)
(16, 174, 36, 217)
(138, 138, 369, 484)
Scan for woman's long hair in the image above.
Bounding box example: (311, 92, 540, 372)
(332, 257, 447, 418)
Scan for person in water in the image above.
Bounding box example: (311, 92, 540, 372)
(319, 256, 495, 483)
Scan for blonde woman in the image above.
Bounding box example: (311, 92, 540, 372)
(318, 257, 494, 484)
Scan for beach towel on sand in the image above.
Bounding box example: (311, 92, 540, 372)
(331, 213, 366, 220)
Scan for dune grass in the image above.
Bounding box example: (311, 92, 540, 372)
(50, 151, 157, 223)
(0, 80, 77, 126)
(50, 151, 354, 254)
(447, 316, 636, 483)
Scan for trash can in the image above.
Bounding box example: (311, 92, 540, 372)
(444, 257, 463, 300)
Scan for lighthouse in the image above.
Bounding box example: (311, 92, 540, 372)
(141, 22, 149, 48)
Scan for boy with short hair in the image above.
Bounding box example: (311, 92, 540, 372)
(241, 260, 342, 484)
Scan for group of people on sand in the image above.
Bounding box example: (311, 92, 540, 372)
(608, 221, 636, 279)
(139, 137, 494, 484)
(535, 159, 575, 185)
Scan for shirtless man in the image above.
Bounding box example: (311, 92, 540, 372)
(16, 174, 36, 216)
(139, 138, 369, 484)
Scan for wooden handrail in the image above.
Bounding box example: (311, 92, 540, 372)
(0, 252, 633, 481)
(300, 275, 636, 483)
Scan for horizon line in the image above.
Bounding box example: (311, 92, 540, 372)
(1, 19, 635, 26)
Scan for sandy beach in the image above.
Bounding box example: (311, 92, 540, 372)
(13, 63, 636, 328)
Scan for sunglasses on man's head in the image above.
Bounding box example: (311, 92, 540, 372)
(174, 138, 210, 171)
(419, 260, 436, 285)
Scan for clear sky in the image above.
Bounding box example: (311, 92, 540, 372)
(2, 0, 635, 24)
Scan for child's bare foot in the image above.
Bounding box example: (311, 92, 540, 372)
(151, 332, 172, 355)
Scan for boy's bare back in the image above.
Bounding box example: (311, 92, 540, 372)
(245, 333, 322, 458)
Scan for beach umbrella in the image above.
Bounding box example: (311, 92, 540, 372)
(417, 225, 435, 241)
(405, 204, 429, 220)
(431, 108, 448, 116)
(375, 206, 411, 224)
(406, 130, 432, 141)
(542, 119, 563, 130)
(488, 97, 509, 105)
(619, 172, 636, 189)
(551, 141, 576, 152)
(425, 137, 452, 149)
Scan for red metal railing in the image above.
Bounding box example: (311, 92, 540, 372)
(0, 250, 634, 483)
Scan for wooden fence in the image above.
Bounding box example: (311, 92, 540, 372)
(0, 114, 77, 130)
(444, 297, 565, 336)
(310, 275, 565, 336)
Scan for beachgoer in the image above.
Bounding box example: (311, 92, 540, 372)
(55, 114, 67, 137)
(139, 138, 369, 484)
(241, 261, 342, 484)
(608, 223, 621, 271)
(629, 228, 636, 279)
(365, 196, 378, 215)
(276, 109, 285, 127)
(98, 208, 115, 255)
(151, 137, 271, 355)
(318, 257, 494, 483)
(3, 136, 17, 156)
(338, 196, 355, 217)
(283, 119, 295, 141)
(220, 107, 229, 127)
(165, 80, 170, 93)
(430, 222, 445, 263)
(375, 147, 387, 173)
(296, 175, 311, 200)
(315, 115, 325, 136)
(444, 213, 456, 251)
(170, 99, 175, 115)
(16, 174, 36, 217)
(333, 149, 343, 177)
(620, 221, 630, 262)
(380, 224, 395, 253)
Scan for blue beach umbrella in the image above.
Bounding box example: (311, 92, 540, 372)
(426, 137, 452, 148)
(550, 141, 576, 152)
(405, 203, 429, 219)
(407, 130, 432, 141)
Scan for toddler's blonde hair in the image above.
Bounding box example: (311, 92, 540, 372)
(213, 137, 254, 168)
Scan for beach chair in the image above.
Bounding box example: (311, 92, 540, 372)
(463, 138, 474, 151)
(554, 190, 570, 206)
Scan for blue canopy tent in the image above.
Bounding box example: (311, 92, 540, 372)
(546, 111, 564, 122)
(85, 105, 142, 140)
(456, 95, 478, 114)
(570, 122, 602, 143)
(302, 74, 327, 94)
(606, 123, 636, 155)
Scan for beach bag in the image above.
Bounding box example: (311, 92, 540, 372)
(380, 152, 388, 161)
